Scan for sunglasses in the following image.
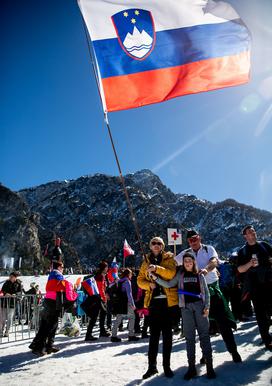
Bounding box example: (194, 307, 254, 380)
(188, 236, 199, 243)
(151, 241, 162, 246)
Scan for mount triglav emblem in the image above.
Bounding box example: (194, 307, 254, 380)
(111, 9, 156, 60)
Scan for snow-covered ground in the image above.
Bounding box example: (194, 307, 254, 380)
(0, 318, 271, 386)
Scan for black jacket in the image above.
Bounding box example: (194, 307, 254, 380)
(1, 279, 23, 308)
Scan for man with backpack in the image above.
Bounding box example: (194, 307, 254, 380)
(110, 268, 139, 342)
(175, 229, 242, 364)
(237, 225, 272, 351)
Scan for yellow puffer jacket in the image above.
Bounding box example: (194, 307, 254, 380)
(137, 251, 179, 308)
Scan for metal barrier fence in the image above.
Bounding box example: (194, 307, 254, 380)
(0, 294, 43, 343)
(0, 294, 90, 344)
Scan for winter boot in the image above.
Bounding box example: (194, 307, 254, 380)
(206, 359, 216, 379)
(142, 367, 158, 379)
(46, 346, 61, 354)
(183, 365, 197, 380)
(231, 350, 242, 363)
(29, 341, 37, 350)
(32, 348, 47, 357)
(163, 366, 174, 378)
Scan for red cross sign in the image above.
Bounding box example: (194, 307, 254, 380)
(167, 228, 182, 245)
(171, 231, 179, 241)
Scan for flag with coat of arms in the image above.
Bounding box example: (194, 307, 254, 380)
(78, 0, 251, 112)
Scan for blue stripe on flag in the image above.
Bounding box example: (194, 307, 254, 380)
(48, 271, 64, 281)
(93, 20, 250, 79)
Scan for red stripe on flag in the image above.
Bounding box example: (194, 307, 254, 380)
(46, 279, 66, 292)
(102, 51, 250, 112)
(123, 239, 134, 258)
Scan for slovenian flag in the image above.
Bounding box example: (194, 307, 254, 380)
(46, 269, 66, 292)
(78, 0, 251, 112)
(82, 277, 99, 296)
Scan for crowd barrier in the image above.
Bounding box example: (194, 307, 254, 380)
(0, 295, 88, 343)
(0, 294, 44, 343)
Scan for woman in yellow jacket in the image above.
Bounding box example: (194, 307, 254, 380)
(137, 236, 178, 379)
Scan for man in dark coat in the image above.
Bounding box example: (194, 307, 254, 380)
(237, 225, 272, 351)
(0, 271, 22, 337)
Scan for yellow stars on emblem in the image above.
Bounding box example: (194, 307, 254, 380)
(123, 10, 139, 21)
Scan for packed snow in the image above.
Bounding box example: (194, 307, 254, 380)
(0, 317, 271, 384)
(0, 276, 271, 385)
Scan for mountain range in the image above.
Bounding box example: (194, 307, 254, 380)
(0, 169, 271, 272)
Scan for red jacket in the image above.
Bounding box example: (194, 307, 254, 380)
(95, 273, 107, 302)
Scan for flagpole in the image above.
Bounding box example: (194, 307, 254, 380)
(104, 113, 145, 258)
(80, 15, 146, 261)
(174, 242, 176, 257)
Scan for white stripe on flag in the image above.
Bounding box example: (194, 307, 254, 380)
(78, 0, 240, 41)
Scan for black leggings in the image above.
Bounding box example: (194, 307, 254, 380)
(148, 298, 173, 369)
(86, 304, 107, 337)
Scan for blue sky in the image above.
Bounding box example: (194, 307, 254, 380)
(1, 0, 272, 213)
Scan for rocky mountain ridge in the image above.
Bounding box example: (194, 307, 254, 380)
(1, 169, 271, 271)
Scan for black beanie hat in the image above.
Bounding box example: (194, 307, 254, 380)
(186, 229, 199, 239)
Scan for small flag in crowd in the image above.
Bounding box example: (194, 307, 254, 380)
(78, 0, 251, 112)
(167, 228, 182, 246)
(108, 258, 119, 283)
(123, 239, 134, 258)
(82, 277, 99, 296)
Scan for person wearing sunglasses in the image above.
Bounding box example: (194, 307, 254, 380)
(137, 236, 178, 379)
(175, 229, 242, 364)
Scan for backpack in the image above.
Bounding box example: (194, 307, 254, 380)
(108, 282, 122, 304)
(108, 281, 128, 315)
(219, 263, 235, 289)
